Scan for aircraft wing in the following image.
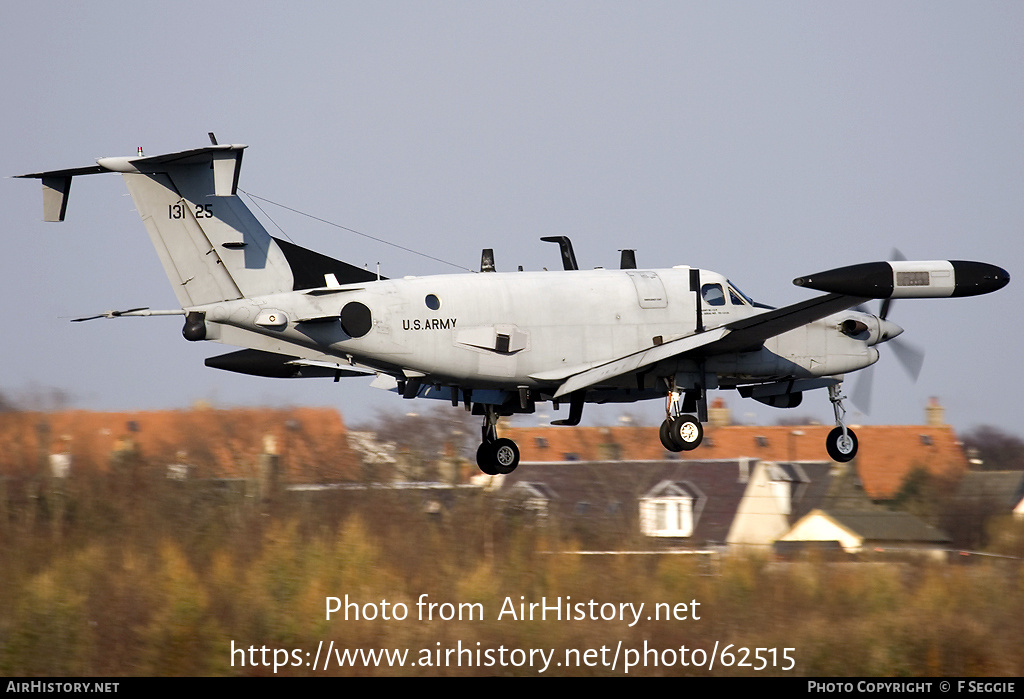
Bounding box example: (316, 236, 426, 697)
(696, 292, 869, 354)
(552, 327, 730, 398)
(551, 292, 867, 398)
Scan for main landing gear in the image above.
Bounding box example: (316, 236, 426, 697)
(659, 383, 704, 452)
(826, 383, 858, 462)
(476, 405, 520, 475)
(470, 380, 859, 472)
(660, 414, 703, 452)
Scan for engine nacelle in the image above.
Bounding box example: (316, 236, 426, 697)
(838, 314, 903, 346)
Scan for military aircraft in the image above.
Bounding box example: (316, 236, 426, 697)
(18, 139, 1010, 474)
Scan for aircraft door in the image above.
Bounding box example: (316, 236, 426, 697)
(626, 271, 668, 309)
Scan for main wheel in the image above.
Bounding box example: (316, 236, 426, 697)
(826, 426, 858, 462)
(491, 438, 520, 474)
(670, 415, 703, 451)
(660, 419, 684, 452)
(476, 443, 499, 475)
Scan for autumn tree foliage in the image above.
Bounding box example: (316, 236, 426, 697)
(1, 399, 1023, 676)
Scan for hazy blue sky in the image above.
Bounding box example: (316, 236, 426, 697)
(3, 2, 1022, 435)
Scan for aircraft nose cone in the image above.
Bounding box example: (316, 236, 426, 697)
(878, 318, 904, 343)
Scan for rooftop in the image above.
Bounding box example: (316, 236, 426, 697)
(501, 404, 967, 499)
(0, 406, 361, 482)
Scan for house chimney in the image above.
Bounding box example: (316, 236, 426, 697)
(259, 434, 280, 502)
(708, 397, 731, 427)
(925, 397, 945, 426)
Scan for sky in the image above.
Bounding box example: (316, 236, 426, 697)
(2, 2, 1022, 438)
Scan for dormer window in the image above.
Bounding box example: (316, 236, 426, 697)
(642, 498, 694, 537)
(639, 480, 703, 538)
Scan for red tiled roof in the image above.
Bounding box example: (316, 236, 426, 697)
(0, 406, 360, 482)
(500, 422, 967, 499)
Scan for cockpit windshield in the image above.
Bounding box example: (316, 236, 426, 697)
(727, 281, 774, 309)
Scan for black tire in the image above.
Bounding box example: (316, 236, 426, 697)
(671, 415, 703, 451)
(476, 442, 499, 475)
(660, 419, 684, 452)
(826, 426, 858, 462)
(491, 438, 520, 474)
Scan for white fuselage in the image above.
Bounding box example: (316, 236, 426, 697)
(196, 266, 879, 397)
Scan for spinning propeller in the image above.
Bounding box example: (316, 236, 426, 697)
(850, 250, 926, 414)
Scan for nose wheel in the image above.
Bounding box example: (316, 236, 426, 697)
(826, 426, 858, 462)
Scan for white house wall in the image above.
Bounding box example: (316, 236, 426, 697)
(726, 460, 793, 550)
(778, 511, 864, 553)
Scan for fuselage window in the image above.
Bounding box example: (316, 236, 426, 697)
(701, 283, 726, 306)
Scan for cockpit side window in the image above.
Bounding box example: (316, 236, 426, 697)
(728, 286, 745, 305)
(701, 283, 726, 306)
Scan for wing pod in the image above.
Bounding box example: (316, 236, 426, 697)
(204, 349, 371, 379)
(793, 260, 1009, 299)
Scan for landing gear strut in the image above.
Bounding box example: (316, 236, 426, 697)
(476, 405, 520, 475)
(659, 381, 704, 452)
(826, 383, 858, 462)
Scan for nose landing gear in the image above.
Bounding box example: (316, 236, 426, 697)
(826, 383, 859, 462)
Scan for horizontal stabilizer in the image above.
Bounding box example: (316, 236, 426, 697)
(108, 145, 244, 196)
(17, 168, 103, 221)
(17, 144, 247, 222)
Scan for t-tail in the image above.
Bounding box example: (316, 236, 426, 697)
(17, 140, 378, 308)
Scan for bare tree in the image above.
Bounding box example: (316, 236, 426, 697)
(0, 389, 16, 413)
(961, 425, 1024, 471)
(354, 405, 479, 481)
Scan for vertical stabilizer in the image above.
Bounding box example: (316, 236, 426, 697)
(120, 166, 295, 306)
(19, 143, 382, 308)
